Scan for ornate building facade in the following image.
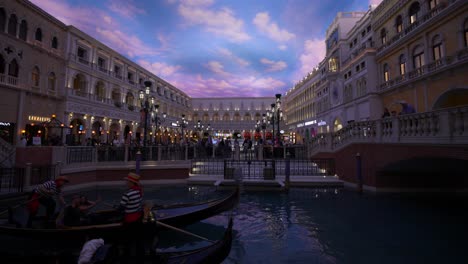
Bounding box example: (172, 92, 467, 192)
(284, 0, 468, 142)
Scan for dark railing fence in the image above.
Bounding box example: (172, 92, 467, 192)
(191, 158, 335, 180)
(0, 165, 57, 194)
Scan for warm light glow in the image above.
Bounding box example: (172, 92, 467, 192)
(52, 114, 56, 118)
(21, 130, 26, 133)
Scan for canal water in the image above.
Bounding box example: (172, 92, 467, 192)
(2, 185, 467, 263)
(93, 185, 468, 264)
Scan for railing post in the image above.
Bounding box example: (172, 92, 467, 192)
(391, 117, 400, 142)
(149, 147, 153, 161)
(158, 146, 162, 161)
(326, 133, 333, 151)
(55, 161, 62, 179)
(93, 146, 98, 163)
(356, 153, 363, 193)
(376, 119, 382, 143)
(24, 162, 32, 190)
(124, 145, 129, 164)
(258, 145, 263, 160)
(283, 145, 286, 159)
(185, 145, 188, 160)
(437, 110, 452, 142)
(234, 145, 240, 160)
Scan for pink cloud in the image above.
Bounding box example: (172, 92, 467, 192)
(177, 2, 250, 43)
(108, 0, 146, 19)
(295, 38, 325, 82)
(369, 0, 383, 6)
(30, 0, 159, 59)
(138, 60, 182, 77)
(260, 58, 287, 72)
(205, 61, 229, 76)
(217, 48, 250, 67)
(253, 12, 295, 42)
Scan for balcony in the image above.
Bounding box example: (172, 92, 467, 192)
(98, 67, 107, 73)
(378, 48, 467, 93)
(77, 56, 89, 65)
(376, 1, 453, 57)
(0, 74, 19, 88)
(114, 73, 123, 80)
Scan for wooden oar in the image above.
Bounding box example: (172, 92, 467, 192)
(156, 221, 215, 243)
(0, 195, 42, 217)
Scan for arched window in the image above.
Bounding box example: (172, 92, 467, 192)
(48, 72, 56, 91)
(73, 74, 86, 95)
(0, 54, 4, 74)
(328, 57, 338, 72)
(399, 54, 406, 75)
(396, 15, 403, 33)
(31, 66, 40, 87)
(0, 8, 5, 32)
(409, 2, 420, 24)
(464, 19, 468, 47)
(383, 63, 390, 82)
(8, 59, 19, 77)
(95, 81, 105, 100)
(51, 37, 58, 49)
(380, 28, 387, 45)
(428, 0, 438, 10)
(8, 14, 17, 36)
(125, 92, 134, 106)
(19, 20, 27, 41)
(432, 35, 442, 61)
(413, 45, 425, 69)
(35, 28, 42, 41)
(112, 88, 121, 102)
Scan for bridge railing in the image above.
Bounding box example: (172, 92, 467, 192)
(307, 105, 468, 156)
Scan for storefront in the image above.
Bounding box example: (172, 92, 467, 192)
(0, 121, 15, 144)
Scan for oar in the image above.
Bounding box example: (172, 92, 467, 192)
(0, 195, 42, 217)
(156, 221, 215, 243)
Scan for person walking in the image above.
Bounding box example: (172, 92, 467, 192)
(118, 172, 144, 263)
(26, 176, 69, 228)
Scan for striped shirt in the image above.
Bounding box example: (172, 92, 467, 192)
(119, 188, 142, 214)
(34, 180, 60, 197)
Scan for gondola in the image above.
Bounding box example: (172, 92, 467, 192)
(0, 186, 239, 242)
(2, 216, 234, 264)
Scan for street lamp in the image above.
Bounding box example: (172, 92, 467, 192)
(139, 81, 160, 147)
(268, 94, 283, 145)
(194, 120, 210, 141)
(261, 113, 267, 144)
(177, 114, 188, 144)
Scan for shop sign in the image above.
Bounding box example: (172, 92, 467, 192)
(304, 120, 317, 126)
(0, 122, 11, 126)
(296, 123, 304, 128)
(28, 115, 51, 122)
(318, 120, 327, 126)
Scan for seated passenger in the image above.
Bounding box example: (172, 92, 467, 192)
(63, 195, 83, 226)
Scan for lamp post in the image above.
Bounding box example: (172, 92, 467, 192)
(271, 94, 283, 144)
(139, 81, 155, 147)
(194, 120, 210, 141)
(177, 114, 188, 144)
(261, 113, 267, 144)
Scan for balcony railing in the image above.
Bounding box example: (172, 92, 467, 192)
(378, 49, 467, 92)
(376, 1, 452, 56)
(306, 105, 468, 157)
(0, 73, 19, 87)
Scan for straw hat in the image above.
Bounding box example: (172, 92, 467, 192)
(55, 175, 70, 183)
(124, 172, 141, 184)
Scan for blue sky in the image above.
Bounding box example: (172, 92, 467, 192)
(31, 0, 382, 98)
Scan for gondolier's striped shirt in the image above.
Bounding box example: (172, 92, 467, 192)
(35, 180, 60, 197)
(120, 188, 142, 214)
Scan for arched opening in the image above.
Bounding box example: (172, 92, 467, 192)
(244, 113, 251, 121)
(8, 59, 19, 77)
(52, 36, 58, 49)
(0, 54, 5, 74)
(413, 45, 425, 70)
(73, 74, 86, 95)
(124, 125, 131, 143)
(0, 8, 6, 32)
(223, 113, 230, 121)
(409, 2, 420, 24)
(35, 28, 42, 41)
(109, 123, 120, 145)
(399, 54, 406, 75)
(380, 28, 387, 44)
(48, 72, 56, 91)
(233, 113, 241, 122)
(95, 81, 105, 101)
(383, 63, 390, 82)
(432, 89, 468, 110)
(396, 15, 403, 33)
(333, 118, 343, 132)
(8, 14, 17, 36)
(125, 92, 134, 106)
(68, 119, 84, 145)
(112, 88, 121, 106)
(31, 66, 40, 87)
(213, 113, 220, 121)
(91, 121, 102, 144)
(19, 20, 27, 41)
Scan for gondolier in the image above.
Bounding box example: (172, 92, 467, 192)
(118, 172, 144, 262)
(26, 176, 69, 227)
